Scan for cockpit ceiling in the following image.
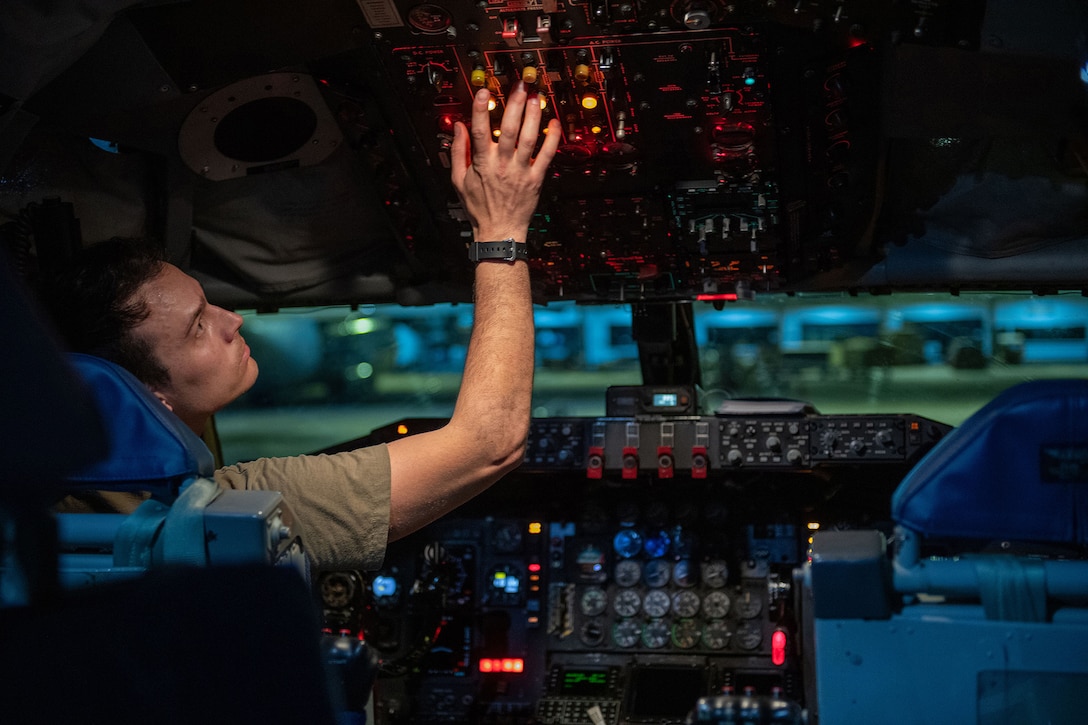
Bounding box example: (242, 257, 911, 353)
(1, 0, 1086, 308)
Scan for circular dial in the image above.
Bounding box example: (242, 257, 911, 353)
(735, 621, 763, 650)
(580, 619, 606, 647)
(580, 586, 607, 617)
(406, 4, 452, 34)
(702, 590, 731, 619)
(671, 558, 696, 587)
(612, 588, 642, 618)
(613, 559, 642, 587)
(643, 589, 671, 618)
(671, 590, 701, 618)
(671, 619, 700, 649)
(492, 523, 522, 553)
(643, 559, 672, 588)
(734, 589, 763, 619)
(320, 572, 356, 608)
(701, 559, 729, 588)
(702, 620, 732, 650)
(612, 619, 641, 648)
(641, 618, 670, 649)
(613, 528, 643, 558)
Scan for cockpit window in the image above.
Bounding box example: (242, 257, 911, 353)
(216, 292, 1088, 464)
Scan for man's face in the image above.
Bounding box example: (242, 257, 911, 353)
(131, 263, 259, 432)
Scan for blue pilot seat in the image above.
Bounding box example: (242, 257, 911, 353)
(54, 354, 308, 585)
(805, 379, 1088, 724)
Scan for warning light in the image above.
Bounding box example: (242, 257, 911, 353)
(479, 658, 524, 673)
(807, 522, 821, 530)
(528, 562, 542, 572)
(581, 89, 599, 110)
(528, 522, 542, 535)
(487, 98, 498, 112)
(772, 629, 788, 666)
(397, 424, 409, 435)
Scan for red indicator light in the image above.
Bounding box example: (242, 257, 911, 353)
(479, 658, 524, 673)
(528, 562, 542, 572)
(696, 294, 739, 302)
(772, 629, 787, 666)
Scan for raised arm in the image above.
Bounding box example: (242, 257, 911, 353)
(385, 82, 559, 541)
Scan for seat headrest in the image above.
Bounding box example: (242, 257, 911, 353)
(892, 379, 1088, 546)
(63, 354, 215, 492)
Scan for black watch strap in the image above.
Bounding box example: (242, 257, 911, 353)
(468, 238, 528, 263)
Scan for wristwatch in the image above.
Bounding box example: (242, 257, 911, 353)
(468, 238, 529, 263)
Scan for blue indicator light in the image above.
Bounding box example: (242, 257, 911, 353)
(371, 575, 397, 597)
(613, 528, 643, 558)
(643, 530, 671, 558)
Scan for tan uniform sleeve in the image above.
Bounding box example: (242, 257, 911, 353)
(214, 443, 392, 572)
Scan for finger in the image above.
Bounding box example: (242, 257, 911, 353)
(450, 121, 469, 189)
(497, 82, 528, 155)
(531, 117, 562, 175)
(514, 90, 545, 164)
(468, 87, 493, 157)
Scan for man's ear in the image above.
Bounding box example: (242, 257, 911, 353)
(151, 389, 174, 412)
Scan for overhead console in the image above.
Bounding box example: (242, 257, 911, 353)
(329, 0, 899, 300)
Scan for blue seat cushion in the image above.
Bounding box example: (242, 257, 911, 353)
(63, 354, 215, 491)
(892, 379, 1088, 546)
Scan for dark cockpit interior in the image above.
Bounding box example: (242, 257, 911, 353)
(2, 1, 1087, 723)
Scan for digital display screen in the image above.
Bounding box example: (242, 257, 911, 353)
(560, 668, 610, 696)
(626, 666, 706, 719)
(652, 393, 678, 407)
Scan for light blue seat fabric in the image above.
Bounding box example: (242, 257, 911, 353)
(892, 378, 1088, 546)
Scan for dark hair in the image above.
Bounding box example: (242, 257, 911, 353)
(34, 238, 171, 388)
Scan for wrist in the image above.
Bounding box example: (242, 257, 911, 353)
(468, 238, 528, 263)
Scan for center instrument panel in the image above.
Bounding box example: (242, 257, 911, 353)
(316, 406, 952, 723)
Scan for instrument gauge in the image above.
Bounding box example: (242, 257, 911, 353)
(671, 619, 700, 649)
(671, 590, 700, 618)
(613, 528, 643, 558)
(643, 559, 672, 588)
(702, 620, 732, 650)
(320, 571, 357, 608)
(580, 619, 606, 647)
(702, 590, 731, 619)
(734, 589, 763, 619)
(612, 588, 642, 618)
(735, 621, 763, 650)
(642, 589, 671, 618)
(580, 586, 607, 617)
(612, 619, 642, 648)
(613, 559, 641, 587)
(671, 558, 696, 587)
(641, 618, 670, 649)
(701, 559, 729, 588)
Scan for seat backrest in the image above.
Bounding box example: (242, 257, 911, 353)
(892, 378, 1088, 546)
(62, 354, 215, 497)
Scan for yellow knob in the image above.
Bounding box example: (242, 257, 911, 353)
(471, 68, 486, 87)
(573, 64, 591, 82)
(522, 65, 538, 85)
